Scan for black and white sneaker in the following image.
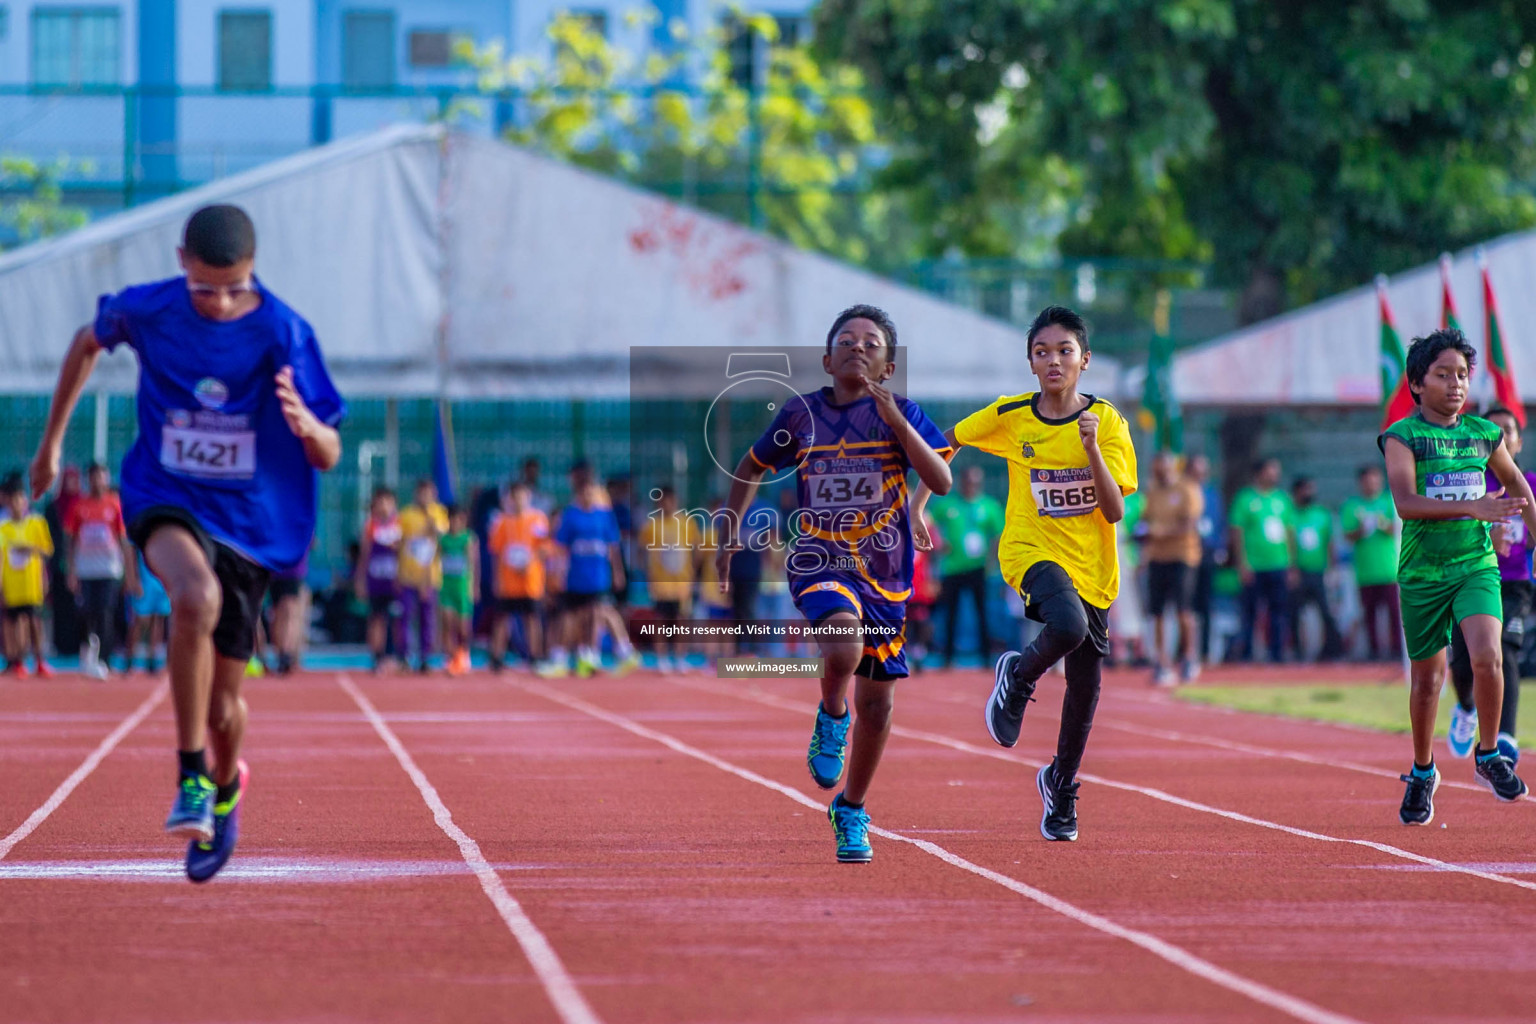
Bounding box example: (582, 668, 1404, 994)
(1474, 752, 1528, 802)
(985, 651, 1036, 748)
(1398, 767, 1440, 825)
(1036, 760, 1079, 842)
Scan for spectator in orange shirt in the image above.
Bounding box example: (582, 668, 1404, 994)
(64, 463, 137, 678)
(1141, 452, 1204, 686)
(488, 481, 551, 671)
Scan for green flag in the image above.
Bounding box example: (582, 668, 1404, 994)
(1140, 330, 1183, 452)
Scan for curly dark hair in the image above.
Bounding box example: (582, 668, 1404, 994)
(1404, 328, 1476, 404)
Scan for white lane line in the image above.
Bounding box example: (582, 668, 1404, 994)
(0, 684, 168, 861)
(514, 680, 1365, 1024)
(668, 678, 1536, 894)
(886, 678, 1504, 798)
(337, 675, 602, 1024)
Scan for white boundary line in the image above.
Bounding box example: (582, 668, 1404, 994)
(666, 677, 1536, 894)
(512, 679, 1365, 1024)
(0, 684, 168, 860)
(337, 675, 602, 1024)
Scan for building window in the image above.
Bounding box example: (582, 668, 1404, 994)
(219, 10, 272, 91)
(724, 13, 808, 88)
(32, 7, 121, 88)
(343, 9, 395, 90)
(409, 29, 469, 68)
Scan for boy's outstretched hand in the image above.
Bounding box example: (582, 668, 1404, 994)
(1469, 487, 1527, 524)
(29, 446, 58, 501)
(861, 375, 904, 429)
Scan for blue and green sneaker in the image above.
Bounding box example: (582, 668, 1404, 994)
(828, 792, 872, 863)
(187, 761, 248, 883)
(165, 771, 217, 842)
(807, 703, 851, 790)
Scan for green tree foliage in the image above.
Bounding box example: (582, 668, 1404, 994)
(815, 0, 1536, 320)
(0, 156, 87, 250)
(460, 9, 896, 266)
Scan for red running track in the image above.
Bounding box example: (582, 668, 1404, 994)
(2, 666, 1534, 1024)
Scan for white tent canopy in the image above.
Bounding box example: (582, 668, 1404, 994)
(0, 124, 1118, 401)
(1174, 231, 1536, 405)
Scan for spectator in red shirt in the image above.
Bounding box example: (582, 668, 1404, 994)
(64, 463, 136, 678)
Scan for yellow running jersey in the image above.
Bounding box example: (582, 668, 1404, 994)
(954, 393, 1138, 608)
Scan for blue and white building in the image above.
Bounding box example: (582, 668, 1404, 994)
(0, 0, 813, 203)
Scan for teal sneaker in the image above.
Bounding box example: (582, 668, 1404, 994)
(1447, 704, 1477, 759)
(828, 792, 872, 863)
(807, 703, 851, 790)
(186, 760, 248, 883)
(165, 772, 217, 843)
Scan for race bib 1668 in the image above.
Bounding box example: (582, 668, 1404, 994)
(1030, 467, 1097, 518)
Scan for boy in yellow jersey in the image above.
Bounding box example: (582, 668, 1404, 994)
(640, 485, 703, 673)
(914, 306, 1138, 842)
(1, 479, 56, 677)
(397, 479, 449, 673)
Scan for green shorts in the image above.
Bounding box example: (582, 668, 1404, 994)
(1399, 567, 1503, 662)
(439, 580, 474, 618)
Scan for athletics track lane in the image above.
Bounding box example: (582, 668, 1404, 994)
(548, 670, 1536, 1023)
(0, 673, 562, 1024)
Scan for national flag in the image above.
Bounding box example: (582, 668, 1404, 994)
(1481, 253, 1526, 426)
(432, 401, 458, 506)
(1140, 327, 1183, 453)
(1378, 277, 1415, 431)
(1439, 253, 1463, 333)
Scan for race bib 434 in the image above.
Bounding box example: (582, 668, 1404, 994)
(1030, 468, 1097, 518)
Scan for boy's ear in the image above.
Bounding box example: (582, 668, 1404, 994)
(822, 351, 834, 376)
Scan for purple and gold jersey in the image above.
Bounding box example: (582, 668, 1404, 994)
(749, 387, 951, 603)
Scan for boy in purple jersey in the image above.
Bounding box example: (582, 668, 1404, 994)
(716, 305, 953, 863)
(29, 205, 344, 883)
(1448, 406, 1534, 764)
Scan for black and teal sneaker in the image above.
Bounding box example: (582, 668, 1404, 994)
(186, 760, 248, 883)
(1398, 766, 1440, 825)
(1037, 760, 1080, 842)
(1474, 750, 1528, 802)
(807, 703, 851, 789)
(165, 771, 217, 842)
(828, 792, 872, 863)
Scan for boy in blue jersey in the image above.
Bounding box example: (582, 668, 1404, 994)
(540, 461, 632, 678)
(717, 305, 953, 863)
(29, 205, 344, 882)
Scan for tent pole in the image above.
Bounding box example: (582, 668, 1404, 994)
(93, 392, 108, 464)
(385, 399, 399, 488)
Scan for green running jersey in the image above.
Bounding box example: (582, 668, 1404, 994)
(1378, 412, 1502, 584)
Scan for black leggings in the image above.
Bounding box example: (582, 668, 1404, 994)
(1011, 564, 1108, 785)
(80, 578, 121, 655)
(1449, 581, 1530, 736)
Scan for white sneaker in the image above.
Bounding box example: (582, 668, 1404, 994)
(81, 637, 108, 680)
(656, 656, 675, 674)
(1447, 704, 1478, 759)
(1152, 664, 1177, 687)
(1180, 659, 1202, 683)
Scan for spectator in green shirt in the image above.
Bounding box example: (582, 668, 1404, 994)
(932, 465, 1005, 666)
(1340, 464, 1402, 660)
(1289, 476, 1345, 660)
(1229, 457, 1296, 662)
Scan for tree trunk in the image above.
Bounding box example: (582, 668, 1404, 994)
(1238, 262, 1285, 326)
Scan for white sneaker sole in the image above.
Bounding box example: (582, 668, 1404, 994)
(986, 652, 1021, 748)
(166, 821, 214, 843)
(1037, 764, 1077, 842)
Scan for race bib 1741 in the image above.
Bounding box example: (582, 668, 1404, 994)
(1425, 471, 1486, 503)
(160, 426, 256, 479)
(1030, 467, 1097, 518)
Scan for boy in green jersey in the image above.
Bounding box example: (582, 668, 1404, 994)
(1381, 329, 1536, 824)
(1341, 465, 1401, 660)
(1229, 458, 1296, 662)
(438, 505, 478, 676)
(1289, 476, 1344, 660)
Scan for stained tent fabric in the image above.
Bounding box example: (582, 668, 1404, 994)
(0, 124, 1121, 401)
(1173, 236, 1536, 406)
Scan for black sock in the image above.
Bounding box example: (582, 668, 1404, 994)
(178, 749, 209, 779)
(215, 773, 241, 803)
(839, 794, 863, 809)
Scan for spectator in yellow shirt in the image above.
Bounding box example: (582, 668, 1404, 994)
(0, 481, 56, 677)
(397, 479, 449, 673)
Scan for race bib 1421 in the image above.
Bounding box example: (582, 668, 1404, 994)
(1030, 467, 1097, 518)
(160, 426, 256, 479)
